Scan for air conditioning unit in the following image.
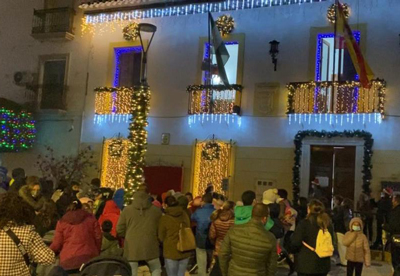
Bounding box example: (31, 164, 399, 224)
(14, 71, 34, 86)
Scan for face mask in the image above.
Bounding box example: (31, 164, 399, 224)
(352, 225, 361, 232)
(31, 191, 39, 198)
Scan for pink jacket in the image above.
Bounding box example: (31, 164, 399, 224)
(50, 209, 102, 270)
(342, 217, 371, 266)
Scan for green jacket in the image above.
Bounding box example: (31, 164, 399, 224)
(234, 205, 253, 225)
(219, 219, 277, 276)
(100, 233, 123, 257)
(158, 206, 192, 260)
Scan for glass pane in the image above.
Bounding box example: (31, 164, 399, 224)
(41, 59, 66, 109)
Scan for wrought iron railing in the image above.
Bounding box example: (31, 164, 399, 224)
(39, 84, 68, 110)
(32, 7, 75, 35)
(187, 84, 243, 115)
(286, 79, 386, 117)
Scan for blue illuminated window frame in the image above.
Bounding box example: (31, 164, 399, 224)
(203, 41, 239, 84)
(315, 31, 360, 81)
(113, 46, 143, 87)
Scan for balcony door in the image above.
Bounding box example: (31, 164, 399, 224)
(309, 145, 356, 206)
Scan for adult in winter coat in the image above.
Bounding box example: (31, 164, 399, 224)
(56, 183, 80, 217)
(116, 187, 162, 276)
(50, 201, 102, 273)
(219, 203, 277, 276)
(8, 168, 26, 193)
(209, 201, 235, 256)
(342, 217, 371, 276)
(19, 176, 46, 211)
(384, 195, 400, 274)
(0, 193, 55, 276)
(191, 193, 215, 276)
(290, 199, 334, 276)
(158, 196, 192, 276)
(98, 200, 121, 237)
(373, 187, 392, 249)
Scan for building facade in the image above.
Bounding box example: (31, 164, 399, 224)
(1, 0, 400, 202)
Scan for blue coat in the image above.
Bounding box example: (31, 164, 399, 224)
(191, 204, 215, 249)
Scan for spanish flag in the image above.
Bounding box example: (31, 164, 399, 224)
(336, 1, 374, 88)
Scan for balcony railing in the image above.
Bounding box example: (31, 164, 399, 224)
(187, 84, 243, 115)
(287, 79, 386, 117)
(32, 7, 75, 40)
(39, 84, 68, 110)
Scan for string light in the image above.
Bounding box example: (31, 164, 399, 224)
(101, 138, 131, 190)
(286, 79, 386, 121)
(327, 3, 350, 24)
(192, 140, 232, 197)
(80, 0, 328, 28)
(122, 22, 140, 41)
(0, 107, 35, 152)
(124, 85, 151, 204)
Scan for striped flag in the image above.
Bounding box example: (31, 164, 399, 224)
(209, 12, 230, 86)
(336, 1, 374, 88)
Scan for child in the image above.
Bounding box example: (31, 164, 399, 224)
(343, 217, 371, 276)
(100, 220, 123, 257)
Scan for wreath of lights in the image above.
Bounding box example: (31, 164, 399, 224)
(202, 141, 221, 161)
(108, 138, 124, 157)
(216, 14, 235, 36)
(123, 22, 139, 41)
(327, 3, 350, 24)
(292, 130, 373, 203)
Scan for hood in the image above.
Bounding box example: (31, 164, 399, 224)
(165, 206, 184, 217)
(102, 200, 120, 215)
(62, 209, 91, 225)
(219, 209, 234, 221)
(113, 188, 125, 210)
(349, 217, 364, 230)
(131, 191, 152, 211)
(234, 205, 253, 221)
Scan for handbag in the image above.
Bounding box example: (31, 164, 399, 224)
(177, 223, 196, 252)
(3, 226, 30, 267)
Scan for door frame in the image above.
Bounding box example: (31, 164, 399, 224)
(300, 137, 364, 204)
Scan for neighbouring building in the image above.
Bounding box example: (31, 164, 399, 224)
(1, 0, 400, 204)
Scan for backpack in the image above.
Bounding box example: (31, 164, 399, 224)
(79, 256, 132, 276)
(303, 229, 334, 258)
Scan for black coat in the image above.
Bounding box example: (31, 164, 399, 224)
(290, 215, 334, 275)
(332, 206, 351, 234)
(384, 205, 400, 235)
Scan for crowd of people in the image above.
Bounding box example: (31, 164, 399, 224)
(0, 166, 400, 276)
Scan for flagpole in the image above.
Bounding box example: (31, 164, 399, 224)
(331, 0, 339, 114)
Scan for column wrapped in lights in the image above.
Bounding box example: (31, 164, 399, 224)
(124, 85, 151, 203)
(0, 107, 36, 152)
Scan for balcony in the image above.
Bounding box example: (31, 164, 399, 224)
(32, 7, 75, 41)
(187, 84, 242, 125)
(39, 84, 68, 111)
(286, 79, 386, 125)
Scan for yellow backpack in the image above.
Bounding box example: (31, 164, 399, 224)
(303, 229, 334, 258)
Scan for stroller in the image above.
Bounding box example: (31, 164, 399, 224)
(79, 256, 132, 276)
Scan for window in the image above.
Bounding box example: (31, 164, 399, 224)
(114, 47, 142, 87)
(202, 41, 239, 86)
(316, 32, 360, 81)
(39, 55, 68, 110)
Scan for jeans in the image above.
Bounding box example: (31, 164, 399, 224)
(165, 258, 189, 276)
(196, 248, 208, 276)
(346, 261, 363, 276)
(130, 259, 162, 276)
(336, 233, 348, 265)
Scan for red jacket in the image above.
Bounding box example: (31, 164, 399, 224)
(50, 209, 102, 270)
(98, 200, 121, 237)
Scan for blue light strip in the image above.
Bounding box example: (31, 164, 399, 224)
(85, 0, 328, 23)
(113, 46, 143, 87)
